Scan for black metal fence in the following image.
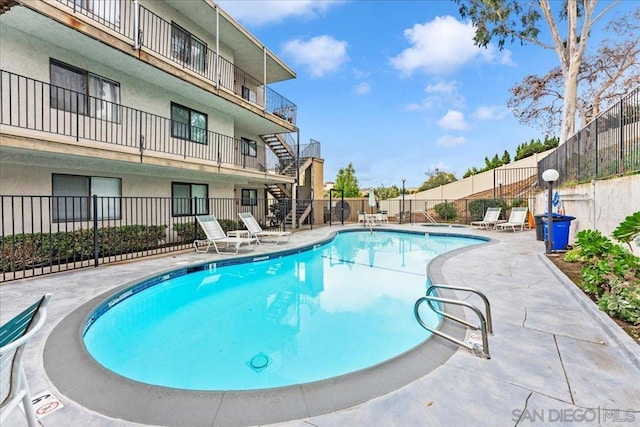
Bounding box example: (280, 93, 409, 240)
(1, 193, 534, 282)
(0, 195, 296, 282)
(538, 87, 640, 186)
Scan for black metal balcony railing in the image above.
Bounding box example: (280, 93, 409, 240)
(539, 87, 640, 186)
(0, 70, 261, 170)
(53, 0, 297, 124)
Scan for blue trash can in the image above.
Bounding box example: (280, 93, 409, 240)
(543, 215, 575, 250)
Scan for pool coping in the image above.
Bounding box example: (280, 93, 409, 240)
(43, 228, 491, 427)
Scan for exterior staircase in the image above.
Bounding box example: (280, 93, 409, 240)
(261, 134, 320, 226)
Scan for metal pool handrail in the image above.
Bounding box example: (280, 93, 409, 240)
(414, 284, 492, 359)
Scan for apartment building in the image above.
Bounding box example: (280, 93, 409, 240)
(0, 0, 319, 231)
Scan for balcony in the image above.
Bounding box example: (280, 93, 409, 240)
(47, 0, 297, 124)
(0, 70, 275, 172)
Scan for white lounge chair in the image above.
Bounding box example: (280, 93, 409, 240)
(1, 294, 52, 427)
(194, 215, 256, 254)
(238, 212, 291, 245)
(495, 207, 530, 232)
(376, 211, 389, 224)
(470, 207, 506, 229)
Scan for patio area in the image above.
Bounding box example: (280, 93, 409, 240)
(1, 224, 638, 426)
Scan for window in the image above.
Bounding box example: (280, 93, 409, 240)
(241, 189, 258, 206)
(171, 103, 207, 144)
(52, 174, 121, 222)
(241, 138, 257, 157)
(50, 60, 120, 121)
(171, 23, 207, 73)
(242, 85, 257, 103)
(74, 0, 120, 26)
(172, 183, 208, 216)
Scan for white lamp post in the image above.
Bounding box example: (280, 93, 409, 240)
(542, 169, 560, 254)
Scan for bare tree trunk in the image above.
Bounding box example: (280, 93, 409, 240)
(561, 60, 580, 143)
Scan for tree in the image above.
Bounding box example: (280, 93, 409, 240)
(374, 184, 401, 200)
(417, 168, 457, 192)
(515, 136, 559, 160)
(456, 0, 621, 143)
(508, 7, 640, 133)
(501, 150, 511, 165)
(334, 163, 361, 197)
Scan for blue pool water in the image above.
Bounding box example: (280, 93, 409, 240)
(83, 230, 483, 390)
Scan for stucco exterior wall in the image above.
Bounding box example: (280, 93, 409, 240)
(534, 175, 640, 255)
(0, 163, 235, 198)
(405, 150, 550, 202)
(0, 27, 234, 137)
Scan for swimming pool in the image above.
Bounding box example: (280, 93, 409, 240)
(83, 230, 483, 391)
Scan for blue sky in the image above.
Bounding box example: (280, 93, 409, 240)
(216, 0, 633, 189)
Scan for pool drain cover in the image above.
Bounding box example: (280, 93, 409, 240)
(246, 352, 271, 373)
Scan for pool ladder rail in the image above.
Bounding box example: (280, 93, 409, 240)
(414, 284, 493, 359)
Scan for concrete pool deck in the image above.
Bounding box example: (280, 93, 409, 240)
(1, 224, 639, 426)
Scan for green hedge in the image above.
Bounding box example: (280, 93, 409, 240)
(434, 202, 457, 220)
(1, 225, 167, 272)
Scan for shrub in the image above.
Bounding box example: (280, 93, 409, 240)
(572, 229, 640, 324)
(434, 202, 457, 220)
(1, 225, 167, 272)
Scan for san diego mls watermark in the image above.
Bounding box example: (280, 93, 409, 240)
(512, 407, 637, 423)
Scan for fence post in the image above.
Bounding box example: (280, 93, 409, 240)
(409, 199, 412, 224)
(619, 98, 624, 175)
(93, 194, 99, 267)
(595, 117, 599, 177)
(193, 197, 198, 242)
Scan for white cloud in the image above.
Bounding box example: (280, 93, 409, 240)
(437, 110, 469, 130)
(425, 80, 459, 95)
(473, 105, 511, 120)
(353, 82, 371, 95)
(405, 79, 465, 111)
(215, 1, 342, 26)
(390, 15, 513, 75)
(437, 135, 466, 146)
(282, 35, 349, 78)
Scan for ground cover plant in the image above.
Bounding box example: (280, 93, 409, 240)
(559, 212, 640, 342)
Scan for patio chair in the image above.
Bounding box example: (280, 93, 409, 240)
(357, 211, 366, 225)
(376, 210, 389, 224)
(1, 294, 52, 427)
(238, 212, 291, 245)
(495, 207, 530, 232)
(194, 215, 256, 254)
(470, 207, 506, 229)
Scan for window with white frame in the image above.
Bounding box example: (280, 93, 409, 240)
(52, 174, 121, 222)
(50, 60, 120, 121)
(241, 138, 257, 157)
(241, 189, 258, 206)
(171, 103, 208, 144)
(172, 182, 208, 217)
(171, 23, 207, 73)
